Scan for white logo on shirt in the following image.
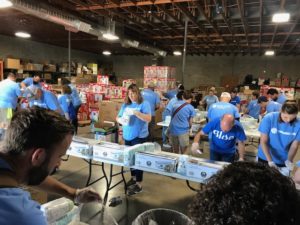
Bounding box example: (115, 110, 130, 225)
(271, 128, 277, 134)
(213, 130, 235, 140)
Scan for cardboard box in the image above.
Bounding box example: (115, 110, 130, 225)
(98, 101, 123, 123)
(93, 142, 126, 162)
(5, 58, 20, 69)
(135, 152, 178, 173)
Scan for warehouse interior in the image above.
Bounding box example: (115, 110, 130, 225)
(0, 0, 300, 225)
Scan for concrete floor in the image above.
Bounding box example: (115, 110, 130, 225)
(50, 126, 300, 225)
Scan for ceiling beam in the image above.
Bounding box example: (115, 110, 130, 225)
(237, 0, 249, 47)
(76, 0, 198, 10)
(270, 0, 286, 48)
(287, 40, 300, 54)
(279, 0, 300, 51)
(259, 0, 263, 51)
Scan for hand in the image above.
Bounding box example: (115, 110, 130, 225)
(133, 110, 140, 116)
(268, 161, 278, 169)
(74, 187, 101, 204)
(284, 160, 294, 171)
(238, 158, 244, 162)
(191, 143, 200, 154)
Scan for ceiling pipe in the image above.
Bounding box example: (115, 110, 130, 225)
(11, 0, 167, 56)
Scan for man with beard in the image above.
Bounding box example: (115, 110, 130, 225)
(0, 107, 101, 225)
(21, 74, 42, 89)
(267, 88, 287, 105)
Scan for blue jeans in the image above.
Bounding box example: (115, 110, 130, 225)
(210, 151, 235, 163)
(125, 137, 148, 182)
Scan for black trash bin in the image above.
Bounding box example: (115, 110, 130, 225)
(132, 208, 194, 225)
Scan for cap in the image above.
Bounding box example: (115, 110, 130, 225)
(258, 96, 268, 103)
(220, 92, 231, 98)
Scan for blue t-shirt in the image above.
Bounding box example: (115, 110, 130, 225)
(58, 94, 72, 114)
(203, 95, 219, 110)
(118, 101, 151, 141)
(169, 100, 195, 135)
(29, 90, 63, 114)
(69, 84, 81, 107)
(202, 118, 246, 154)
(207, 102, 240, 121)
(276, 94, 287, 105)
(247, 99, 260, 119)
(162, 97, 178, 120)
(141, 88, 160, 116)
(266, 101, 282, 114)
(230, 96, 241, 106)
(0, 158, 46, 225)
(0, 79, 21, 109)
(165, 89, 178, 100)
(22, 77, 42, 88)
(257, 112, 300, 164)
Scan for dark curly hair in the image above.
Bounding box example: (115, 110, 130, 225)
(189, 161, 300, 225)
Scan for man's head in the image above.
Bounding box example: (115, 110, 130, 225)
(182, 90, 193, 103)
(220, 114, 235, 132)
(280, 101, 298, 123)
(257, 96, 268, 108)
(1, 107, 74, 185)
(252, 91, 259, 100)
(33, 75, 41, 84)
(189, 161, 300, 225)
(220, 92, 231, 102)
(7, 72, 16, 81)
(147, 81, 156, 91)
(230, 89, 238, 98)
(267, 88, 279, 101)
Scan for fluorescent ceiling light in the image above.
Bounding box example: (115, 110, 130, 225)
(265, 50, 275, 56)
(15, 32, 31, 38)
(102, 51, 111, 56)
(0, 0, 12, 8)
(173, 51, 182, 56)
(103, 33, 119, 40)
(272, 13, 290, 23)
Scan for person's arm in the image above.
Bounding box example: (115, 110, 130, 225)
(260, 134, 272, 162)
(36, 176, 101, 203)
(287, 140, 299, 162)
(293, 166, 300, 184)
(237, 140, 245, 161)
(193, 130, 205, 144)
(37, 176, 76, 200)
(134, 111, 151, 122)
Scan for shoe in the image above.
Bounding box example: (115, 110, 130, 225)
(163, 143, 172, 148)
(126, 178, 136, 187)
(127, 184, 142, 196)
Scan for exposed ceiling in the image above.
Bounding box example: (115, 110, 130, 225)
(0, 0, 300, 56)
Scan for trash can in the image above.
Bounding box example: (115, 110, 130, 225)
(132, 208, 194, 225)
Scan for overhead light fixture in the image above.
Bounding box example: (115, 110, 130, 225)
(272, 12, 290, 23)
(173, 51, 182, 56)
(15, 32, 31, 38)
(102, 51, 111, 56)
(265, 50, 275, 56)
(103, 33, 119, 41)
(0, 0, 12, 8)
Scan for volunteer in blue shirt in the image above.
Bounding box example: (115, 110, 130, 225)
(116, 84, 151, 196)
(208, 92, 240, 121)
(257, 101, 300, 168)
(0, 73, 22, 136)
(161, 91, 184, 147)
(169, 90, 195, 154)
(164, 84, 184, 100)
(192, 114, 246, 162)
(0, 108, 101, 225)
(257, 96, 282, 114)
(245, 91, 260, 119)
(61, 78, 82, 134)
(267, 88, 287, 105)
(200, 89, 219, 110)
(141, 82, 160, 141)
(229, 89, 241, 111)
(58, 85, 74, 121)
(28, 87, 63, 115)
(21, 75, 42, 89)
